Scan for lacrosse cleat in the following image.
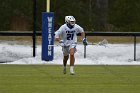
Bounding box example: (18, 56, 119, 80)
(70, 71, 75, 75)
(70, 68, 75, 75)
(63, 67, 66, 74)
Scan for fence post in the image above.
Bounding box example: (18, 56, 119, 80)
(134, 36, 136, 61)
(84, 34, 87, 58)
(33, 0, 37, 57)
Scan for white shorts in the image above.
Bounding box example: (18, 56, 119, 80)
(62, 44, 77, 56)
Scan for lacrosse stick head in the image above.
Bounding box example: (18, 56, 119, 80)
(98, 39, 108, 46)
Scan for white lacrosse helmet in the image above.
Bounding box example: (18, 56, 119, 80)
(65, 16, 76, 26)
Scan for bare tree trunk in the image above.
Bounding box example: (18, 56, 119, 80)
(95, 0, 108, 31)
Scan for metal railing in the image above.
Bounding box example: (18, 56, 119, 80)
(83, 32, 140, 61)
(0, 31, 41, 57)
(0, 31, 140, 61)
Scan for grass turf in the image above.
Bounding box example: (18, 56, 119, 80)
(0, 65, 140, 93)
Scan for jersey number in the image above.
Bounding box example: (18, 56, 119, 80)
(67, 34, 74, 40)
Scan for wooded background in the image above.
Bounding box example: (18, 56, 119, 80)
(0, 0, 140, 31)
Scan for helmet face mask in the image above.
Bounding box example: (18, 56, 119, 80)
(69, 21, 75, 26)
(65, 16, 76, 27)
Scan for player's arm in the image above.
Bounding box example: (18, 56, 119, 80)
(77, 25, 88, 45)
(55, 37, 60, 42)
(55, 30, 64, 46)
(81, 32, 85, 39)
(55, 25, 64, 42)
(55, 29, 61, 42)
(81, 32, 88, 45)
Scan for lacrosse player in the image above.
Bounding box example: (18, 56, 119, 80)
(55, 16, 88, 75)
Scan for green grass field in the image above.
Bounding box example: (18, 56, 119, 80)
(0, 65, 140, 93)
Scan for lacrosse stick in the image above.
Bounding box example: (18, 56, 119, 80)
(48, 44, 69, 47)
(48, 44, 60, 47)
(88, 39, 108, 47)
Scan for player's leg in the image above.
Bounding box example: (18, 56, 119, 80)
(62, 47, 69, 74)
(70, 48, 76, 75)
(70, 48, 75, 66)
(63, 55, 69, 66)
(63, 55, 69, 74)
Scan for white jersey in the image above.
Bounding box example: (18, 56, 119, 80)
(55, 24, 84, 46)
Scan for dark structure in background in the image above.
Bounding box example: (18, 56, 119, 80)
(95, 0, 108, 31)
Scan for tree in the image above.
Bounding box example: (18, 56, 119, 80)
(95, 0, 108, 31)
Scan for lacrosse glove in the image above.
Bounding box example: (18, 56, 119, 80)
(59, 40, 64, 47)
(82, 38, 88, 45)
